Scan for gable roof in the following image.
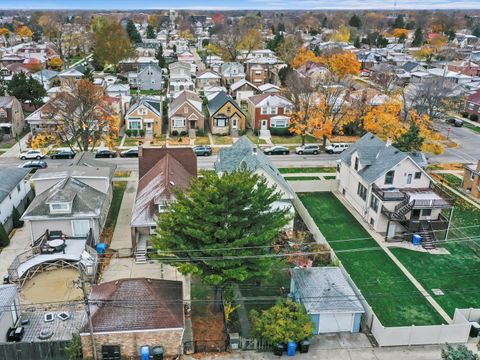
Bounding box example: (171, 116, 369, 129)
(340, 132, 426, 184)
(258, 83, 281, 93)
(0, 96, 16, 109)
(230, 79, 259, 92)
(291, 267, 364, 314)
(196, 69, 221, 79)
(248, 93, 292, 107)
(126, 98, 161, 118)
(85, 278, 184, 333)
(59, 68, 84, 77)
(215, 136, 294, 198)
(207, 91, 243, 116)
(139, 63, 162, 76)
(468, 90, 480, 105)
(0, 167, 30, 203)
(168, 90, 203, 117)
(221, 62, 244, 76)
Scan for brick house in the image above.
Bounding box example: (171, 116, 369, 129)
(462, 161, 480, 199)
(246, 93, 293, 131)
(447, 60, 479, 77)
(207, 91, 246, 135)
(195, 69, 221, 90)
(168, 90, 204, 135)
(0, 96, 25, 139)
(466, 90, 480, 120)
(125, 98, 162, 137)
(80, 278, 184, 359)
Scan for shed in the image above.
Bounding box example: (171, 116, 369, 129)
(290, 267, 364, 334)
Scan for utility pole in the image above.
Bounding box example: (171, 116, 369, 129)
(77, 266, 98, 360)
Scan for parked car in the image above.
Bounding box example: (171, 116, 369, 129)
(18, 160, 47, 170)
(50, 149, 76, 159)
(95, 148, 117, 158)
(19, 150, 45, 160)
(120, 148, 139, 158)
(193, 145, 212, 156)
(446, 118, 463, 127)
(325, 143, 350, 154)
(263, 146, 290, 155)
(295, 144, 320, 155)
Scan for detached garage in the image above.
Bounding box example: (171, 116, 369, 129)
(290, 267, 364, 334)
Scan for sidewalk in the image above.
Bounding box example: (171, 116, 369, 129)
(1, 133, 29, 158)
(0, 226, 31, 278)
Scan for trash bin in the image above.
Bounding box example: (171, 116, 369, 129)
(298, 339, 310, 353)
(273, 343, 284, 356)
(140, 345, 150, 360)
(152, 346, 164, 360)
(470, 322, 480, 337)
(412, 234, 422, 246)
(287, 341, 297, 356)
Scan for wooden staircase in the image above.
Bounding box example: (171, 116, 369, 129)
(420, 221, 437, 250)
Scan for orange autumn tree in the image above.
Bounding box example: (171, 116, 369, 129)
(0, 28, 9, 38)
(16, 25, 33, 38)
(409, 111, 444, 155)
(363, 100, 405, 141)
(318, 51, 361, 79)
(292, 47, 319, 68)
(48, 57, 63, 70)
(392, 28, 409, 41)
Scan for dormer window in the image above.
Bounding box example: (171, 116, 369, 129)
(385, 171, 395, 185)
(158, 202, 167, 212)
(354, 157, 359, 171)
(50, 202, 70, 213)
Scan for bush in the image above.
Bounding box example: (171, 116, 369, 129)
(125, 129, 132, 137)
(139, 129, 145, 137)
(131, 129, 138, 137)
(460, 111, 469, 118)
(237, 129, 246, 136)
(12, 207, 24, 228)
(0, 222, 9, 247)
(253, 128, 259, 136)
(180, 131, 187, 136)
(470, 114, 479, 122)
(196, 129, 206, 137)
(270, 127, 291, 136)
(171, 130, 179, 136)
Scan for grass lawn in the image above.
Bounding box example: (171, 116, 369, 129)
(464, 123, 480, 134)
(0, 141, 15, 149)
(279, 167, 337, 174)
(299, 192, 446, 326)
(285, 176, 320, 181)
(130, 89, 164, 96)
(213, 135, 233, 145)
(271, 134, 320, 144)
(114, 170, 132, 178)
(246, 133, 266, 145)
(194, 136, 210, 145)
(391, 198, 480, 317)
(436, 173, 463, 188)
(323, 175, 337, 180)
(101, 181, 127, 243)
(123, 137, 141, 146)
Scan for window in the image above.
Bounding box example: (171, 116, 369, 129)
(284, 106, 292, 114)
(385, 170, 395, 185)
(357, 183, 367, 201)
(406, 173, 413, 185)
(422, 209, 432, 217)
(172, 119, 185, 128)
(354, 157, 359, 171)
(183, 106, 189, 114)
(271, 119, 288, 128)
(415, 172, 422, 179)
(138, 107, 147, 115)
(370, 218, 375, 226)
(50, 202, 70, 213)
(227, 106, 231, 113)
(471, 172, 475, 181)
(16, 184, 20, 192)
(72, 219, 90, 237)
(158, 203, 167, 212)
(261, 107, 268, 115)
(255, 71, 262, 75)
(370, 195, 379, 212)
(128, 120, 141, 130)
(270, 107, 277, 115)
(216, 118, 227, 127)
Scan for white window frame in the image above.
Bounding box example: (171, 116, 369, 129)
(184, 106, 189, 114)
(172, 119, 186, 128)
(270, 107, 277, 115)
(261, 107, 268, 115)
(216, 118, 227, 127)
(138, 107, 147, 115)
(128, 120, 142, 130)
(49, 203, 70, 213)
(71, 219, 90, 237)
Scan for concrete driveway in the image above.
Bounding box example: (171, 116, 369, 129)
(0, 226, 31, 278)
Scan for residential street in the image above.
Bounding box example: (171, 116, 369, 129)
(431, 120, 480, 163)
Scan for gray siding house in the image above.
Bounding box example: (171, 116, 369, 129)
(128, 64, 163, 91)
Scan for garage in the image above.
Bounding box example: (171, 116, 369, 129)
(290, 267, 364, 334)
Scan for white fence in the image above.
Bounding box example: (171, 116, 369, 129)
(288, 179, 339, 193)
(293, 192, 478, 347)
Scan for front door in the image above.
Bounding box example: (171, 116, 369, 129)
(261, 119, 268, 130)
(232, 118, 238, 129)
(145, 122, 152, 132)
(190, 120, 196, 129)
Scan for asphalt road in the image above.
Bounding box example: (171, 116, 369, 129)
(0, 153, 341, 171)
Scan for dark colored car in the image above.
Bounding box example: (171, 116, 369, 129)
(446, 118, 463, 127)
(193, 145, 212, 156)
(50, 149, 76, 159)
(263, 146, 290, 155)
(95, 148, 117, 158)
(120, 148, 139, 158)
(18, 160, 48, 169)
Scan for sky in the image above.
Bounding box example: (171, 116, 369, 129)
(1, 0, 480, 10)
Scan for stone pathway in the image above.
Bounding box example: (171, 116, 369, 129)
(333, 192, 453, 324)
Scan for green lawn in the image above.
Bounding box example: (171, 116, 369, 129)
(437, 174, 462, 188)
(213, 135, 233, 145)
(285, 176, 320, 181)
(299, 192, 446, 326)
(101, 181, 127, 243)
(323, 175, 337, 180)
(130, 89, 164, 96)
(123, 137, 141, 146)
(464, 123, 480, 134)
(0, 141, 15, 149)
(279, 167, 337, 174)
(194, 136, 210, 145)
(271, 134, 321, 145)
(246, 133, 266, 145)
(391, 198, 480, 317)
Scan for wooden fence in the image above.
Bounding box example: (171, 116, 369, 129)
(0, 340, 69, 360)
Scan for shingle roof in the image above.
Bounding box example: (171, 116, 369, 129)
(291, 267, 364, 314)
(0, 96, 15, 108)
(215, 136, 294, 198)
(85, 278, 184, 333)
(0, 167, 30, 203)
(168, 90, 203, 117)
(207, 91, 243, 116)
(230, 79, 258, 92)
(340, 132, 425, 184)
(248, 93, 292, 107)
(22, 177, 106, 219)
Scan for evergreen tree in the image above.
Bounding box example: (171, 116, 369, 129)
(353, 37, 361, 48)
(11, 207, 23, 229)
(277, 22, 285, 33)
(393, 15, 405, 29)
(152, 170, 291, 287)
(349, 14, 362, 28)
(441, 344, 479, 360)
(473, 25, 480, 38)
(412, 28, 424, 47)
(156, 44, 166, 68)
(394, 122, 425, 152)
(7, 73, 46, 109)
(0, 222, 9, 247)
(126, 20, 141, 44)
(146, 24, 156, 39)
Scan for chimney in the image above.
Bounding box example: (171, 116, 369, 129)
(476, 160, 480, 173)
(252, 147, 258, 155)
(385, 138, 392, 147)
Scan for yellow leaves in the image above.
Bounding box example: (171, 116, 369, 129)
(16, 26, 33, 38)
(179, 30, 195, 41)
(330, 25, 350, 43)
(205, 43, 221, 55)
(291, 47, 319, 69)
(392, 28, 409, 38)
(428, 34, 447, 51)
(31, 132, 55, 150)
(364, 100, 405, 141)
(318, 51, 360, 79)
(0, 28, 9, 38)
(409, 111, 444, 155)
(414, 46, 433, 61)
(238, 28, 263, 52)
(48, 57, 63, 70)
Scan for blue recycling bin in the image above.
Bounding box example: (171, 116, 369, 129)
(140, 345, 150, 360)
(96, 243, 107, 253)
(287, 341, 297, 356)
(412, 234, 422, 246)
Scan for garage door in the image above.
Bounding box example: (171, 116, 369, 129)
(319, 313, 353, 333)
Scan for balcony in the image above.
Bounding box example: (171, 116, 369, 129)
(372, 184, 407, 201)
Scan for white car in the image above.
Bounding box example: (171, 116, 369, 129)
(19, 150, 45, 160)
(325, 143, 350, 154)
